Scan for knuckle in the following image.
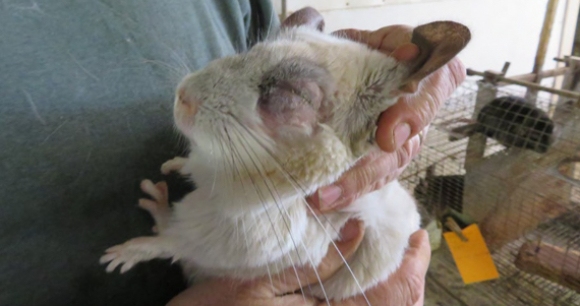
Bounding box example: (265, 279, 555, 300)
(407, 135, 422, 158)
(339, 152, 400, 203)
(340, 170, 376, 204)
(396, 145, 412, 168)
(372, 178, 388, 191)
(354, 167, 375, 192)
(450, 58, 467, 85)
(406, 274, 424, 305)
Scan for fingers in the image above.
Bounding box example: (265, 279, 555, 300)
(381, 229, 431, 306)
(391, 43, 420, 62)
(268, 219, 365, 295)
(376, 57, 466, 152)
(310, 151, 397, 212)
(327, 230, 431, 306)
(404, 229, 431, 274)
(402, 129, 425, 164)
(309, 132, 423, 213)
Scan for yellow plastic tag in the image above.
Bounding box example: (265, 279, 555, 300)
(443, 224, 499, 284)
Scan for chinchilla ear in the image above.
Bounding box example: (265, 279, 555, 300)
(281, 7, 324, 32)
(399, 21, 471, 93)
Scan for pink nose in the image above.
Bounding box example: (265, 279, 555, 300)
(176, 87, 199, 117)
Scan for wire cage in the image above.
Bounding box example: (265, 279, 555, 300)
(399, 76, 580, 305)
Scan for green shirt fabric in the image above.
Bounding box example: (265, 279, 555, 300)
(0, 1, 278, 305)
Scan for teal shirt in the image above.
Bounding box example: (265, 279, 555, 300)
(0, 1, 278, 306)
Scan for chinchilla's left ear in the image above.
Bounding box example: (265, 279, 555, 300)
(400, 21, 471, 93)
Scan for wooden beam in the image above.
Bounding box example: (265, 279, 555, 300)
(515, 241, 580, 292)
(509, 66, 570, 83)
(466, 68, 580, 100)
(552, 0, 580, 93)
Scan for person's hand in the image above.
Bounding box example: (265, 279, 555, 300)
(308, 25, 466, 213)
(167, 219, 365, 306)
(167, 222, 431, 306)
(330, 229, 431, 306)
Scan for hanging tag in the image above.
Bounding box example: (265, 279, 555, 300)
(443, 224, 499, 284)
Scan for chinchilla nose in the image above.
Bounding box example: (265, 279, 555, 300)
(176, 86, 199, 117)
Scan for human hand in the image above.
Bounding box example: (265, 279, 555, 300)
(308, 25, 466, 213)
(166, 223, 431, 306)
(330, 229, 431, 306)
(166, 219, 365, 306)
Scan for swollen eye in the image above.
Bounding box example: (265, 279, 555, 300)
(258, 85, 305, 114)
(258, 80, 323, 114)
(257, 79, 323, 129)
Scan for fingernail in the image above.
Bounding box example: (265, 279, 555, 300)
(317, 185, 342, 209)
(339, 220, 361, 242)
(394, 123, 411, 149)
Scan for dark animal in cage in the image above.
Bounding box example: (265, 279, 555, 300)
(413, 165, 465, 227)
(449, 96, 557, 153)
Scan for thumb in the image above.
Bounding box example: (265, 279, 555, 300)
(267, 219, 365, 295)
(376, 57, 466, 152)
(326, 230, 431, 306)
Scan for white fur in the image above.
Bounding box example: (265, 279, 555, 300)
(101, 25, 421, 301)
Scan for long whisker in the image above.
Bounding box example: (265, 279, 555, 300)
(218, 129, 276, 291)
(223, 127, 263, 281)
(200, 105, 370, 305)
(229, 123, 323, 304)
(216, 130, 234, 183)
(223, 124, 306, 300)
(168, 48, 192, 76)
(208, 136, 220, 197)
(230, 118, 371, 306)
(229, 118, 338, 232)
(140, 59, 184, 79)
(228, 137, 301, 295)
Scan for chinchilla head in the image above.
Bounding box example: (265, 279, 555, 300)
(173, 7, 470, 197)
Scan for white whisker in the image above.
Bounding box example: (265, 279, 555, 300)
(225, 126, 312, 300)
(140, 59, 184, 79)
(222, 123, 307, 301)
(229, 123, 316, 304)
(229, 117, 371, 306)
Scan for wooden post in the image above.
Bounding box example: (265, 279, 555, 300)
(552, 0, 580, 97)
(526, 0, 561, 102)
(557, 56, 580, 100)
(463, 81, 496, 170)
(515, 241, 580, 292)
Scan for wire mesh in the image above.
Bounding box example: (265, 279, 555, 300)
(399, 79, 580, 305)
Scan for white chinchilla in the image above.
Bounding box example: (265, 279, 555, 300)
(101, 7, 470, 301)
